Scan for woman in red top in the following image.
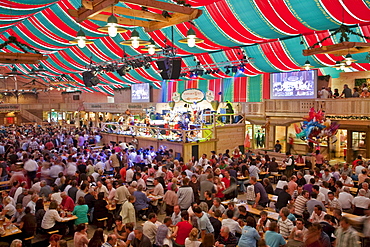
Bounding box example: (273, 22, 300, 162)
(214, 176, 225, 199)
(232, 148, 242, 159)
(172, 211, 193, 246)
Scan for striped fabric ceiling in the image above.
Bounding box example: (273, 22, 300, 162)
(0, 0, 370, 95)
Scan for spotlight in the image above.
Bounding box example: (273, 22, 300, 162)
(238, 64, 245, 72)
(232, 66, 238, 73)
(224, 66, 230, 74)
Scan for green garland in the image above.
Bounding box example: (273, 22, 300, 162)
(308, 25, 370, 49)
(0, 36, 41, 54)
(174, 0, 191, 7)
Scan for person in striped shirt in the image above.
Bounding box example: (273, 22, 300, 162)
(277, 207, 294, 239)
(294, 190, 309, 217)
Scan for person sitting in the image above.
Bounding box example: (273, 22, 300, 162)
(264, 221, 286, 247)
(73, 196, 89, 225)
(2, 197, 15, 219)
(35, 199, 45, 232)
(352, 188, 370, 215)
(309, 205, 327, 223)
(41, 200, 67, 235)
(19, 206, 36, 240)
(133, 185, 150, 220)
(114, 216, 127, 241)
(11, 204, 25, 226)
(93, 192, 113, 230)
(215, 226, 238, 247)
(88, 228, 104, 247)
(60, 192, 75, 212)
(74, 223, 89, 247)
(132, 226, 152, 247)
(275, 185, 291, 212)
(185, 228, 202, 247)
(221, 209, 242, 236)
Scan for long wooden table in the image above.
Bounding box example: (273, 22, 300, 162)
(1, 218, 22, 237)
(221, 200, 279, 221)
(326, 208, 363, 225)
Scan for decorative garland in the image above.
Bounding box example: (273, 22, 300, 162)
(326, 115, 370, 120)
(174, 0, 191, 7)
(307, 25, 370, 49)
(61, 90, 82, 94)
(0, 36, 41, 54)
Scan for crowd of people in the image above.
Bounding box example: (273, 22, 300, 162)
(0, 124, 369, 247)
(318, 83, 370, 99)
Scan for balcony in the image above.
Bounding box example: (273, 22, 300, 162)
(243, 98, 370, 118)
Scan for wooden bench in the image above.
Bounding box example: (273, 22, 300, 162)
(47, 230, 59, 234)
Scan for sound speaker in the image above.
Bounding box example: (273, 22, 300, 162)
(156, 57, 182, 80)
(82, 71, 99, 87)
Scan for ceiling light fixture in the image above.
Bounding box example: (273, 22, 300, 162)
(141, 39, 161, 55)
(178, 28, 204, 48)
(120, 29, 150, 48)
(69, 29, 93, 48)
(333, 60, 351, 70)
(344, 53, 356, 65)
(97, 9, 127, 37)
(301, 60, 314, 71)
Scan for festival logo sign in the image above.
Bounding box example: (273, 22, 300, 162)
(181, 89, 204, 103)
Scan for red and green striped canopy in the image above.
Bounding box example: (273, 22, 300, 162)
(0, 0, 370, 95)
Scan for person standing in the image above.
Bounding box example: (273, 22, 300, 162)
(250, 176, 269, 208)
(193, 207, 214, 240)
(339, 84, 352, 98)
(274, 140, 282, 153)
(334, 217, 359, 247)
(120, 196, 136, 225)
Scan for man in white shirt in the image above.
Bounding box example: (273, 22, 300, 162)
(309, 205, 327, 223)
(126, 166, 134, 184)
(23, 156, 38, 187)
(143, 213, 158, 245)
(321, 169, 332, 182)
(319, 87, 330, 98)
(198, 154, 209, 169)
(338, 187, 354, 212)
(96, 181, 109, 198)
(312, 185, 326, 204)
(355, 161, 365, 176)
(13, 181, 27, 203)
(319, 181, 330, 203)
(135, 173, 146, 190)
(107, 182, 116, 202)
(26, 194, 39, 214)
(94, 158, 105, 172)
(221, 209, 242, 235)
(352, 189, 370, 213)
(339, 174, 354, 187)
(328, 192, 342, 210)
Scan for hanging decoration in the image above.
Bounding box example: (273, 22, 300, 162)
(295, 108, 340, 144)
(0, 36, 47, 64)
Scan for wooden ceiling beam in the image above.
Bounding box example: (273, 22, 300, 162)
(89, 14, 150, 28)
(0, 60, 41, 64)
(303, 42, 370, 56)
(113, 6, 168, 22)
(70, 0, 119, 23)
(121, 0, 195, 15)
(146, 9, 202, 32)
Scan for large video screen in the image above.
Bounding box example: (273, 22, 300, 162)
(270, 70, 317, 99)
(131, 83, 150, 102)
